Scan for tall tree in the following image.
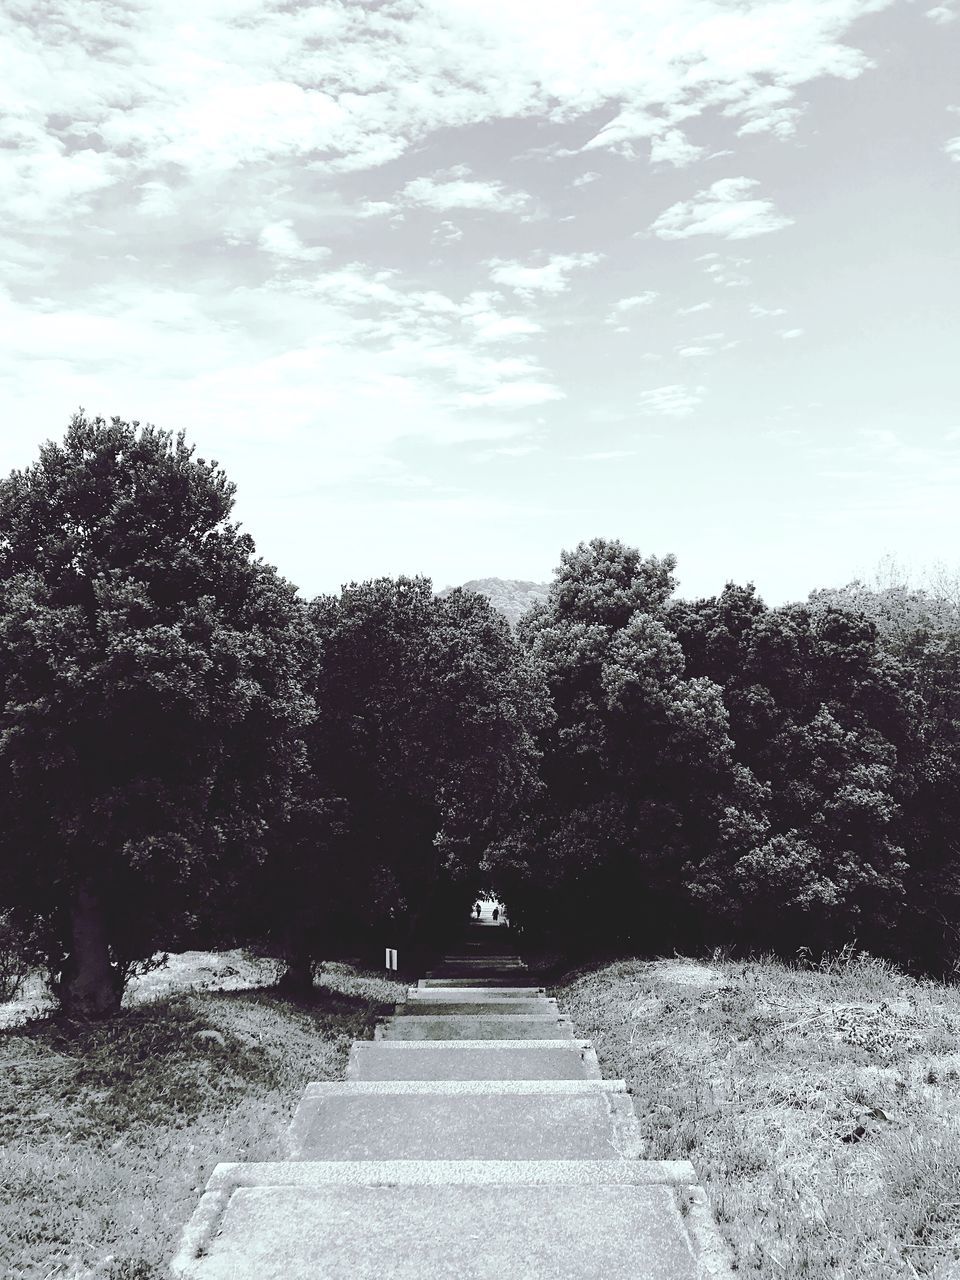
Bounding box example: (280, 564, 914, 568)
(0, 414, 313, 1017)
(284, 575, 550, 973)
(491, 538, 747, 948)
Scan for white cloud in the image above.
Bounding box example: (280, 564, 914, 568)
(488, 252, 603, 296)
(947, 136, 960, 161)
(258, 222, 331, 262)
(433, 220, 464, 243)
(356, 200, 395, 218)
(136, 181, 178, 217)
(677, 301, 713, 314)
(779, 327, 805, 339)
(749, 302, 787, 317)
(0, 0, 896, 219)
(464, 313, 543, 342)
(400, 174, 532, 214)
(696, 252, 752, 287)
(616, 293, 659, 311)
(726, 85, 805, 139)
(649, 129, 705, 167)
(926, 4, 958, 22)
(572, 171, 601, 187)
(651, 178, 794, 240)
(604, 291, 658, 327)
(638, 384, 704, 416)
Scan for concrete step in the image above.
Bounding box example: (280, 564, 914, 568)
(409, 985, 546, 999)
(347, 1039, 603, 1081)
(425, 969, 531, 980)
(286, 1082, 644, 1161)
(397, 999, 557, 1016)
(171, 1169, 715, 1280)
(418, 977, 540, 989)
(376, 1015, 574, 1041)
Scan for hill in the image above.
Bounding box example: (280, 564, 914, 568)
(438, 577, 549, 627)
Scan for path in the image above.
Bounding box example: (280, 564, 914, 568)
(170, 923, 733, 1278)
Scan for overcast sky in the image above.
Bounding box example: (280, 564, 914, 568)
(2, 0, 958, 603)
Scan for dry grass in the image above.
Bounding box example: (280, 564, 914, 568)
(0, 955, 406, 1280)
(554, 949, 960, 1279)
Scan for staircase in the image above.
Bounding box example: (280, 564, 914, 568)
(170, 927, 733, 1278)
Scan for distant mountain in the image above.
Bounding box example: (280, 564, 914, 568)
(439, 577, 550, 628)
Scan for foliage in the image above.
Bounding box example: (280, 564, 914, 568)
(0, 414, 314, 1016)
(491, 540, 960, 966)
(555, 953, 960, 1280)
(292, 577, 551, 957)
(488, 538, 746, 947)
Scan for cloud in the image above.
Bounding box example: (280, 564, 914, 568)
(779, 327, 805, 339)
(488, 252, 603, 296)
(616, 293, 659, 311)
(0, 0, 896, 225)
(572, 171, 601, 187)
(400, 174, 532, 214)
(651, 178, 794, 240)
(637, 384, 704, 416)
(696, 252, 752, 287)
(258, 222, 331, 262)
(725, 85, 805, 139)
(926, 4, 958, 22)
(649, 129, 705, 167)
(677, 301, 713, 314)
(947, 136, 960, 161)
(604, 292, 658, 327)
(749, 302, 787, 317)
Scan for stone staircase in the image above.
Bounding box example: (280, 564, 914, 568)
(170, 932, 733, 1278)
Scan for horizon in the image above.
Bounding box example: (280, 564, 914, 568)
(2, 0, 958, 608)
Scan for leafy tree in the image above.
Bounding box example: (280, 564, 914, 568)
(808, 574, 960, 968)
(0, 414, 314, 1017)
(263, 575, 551, 981)
(669, 588, 914, 950)
(491, 538, 747, 948)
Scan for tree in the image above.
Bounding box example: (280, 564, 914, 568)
(0, 414, 313, 1017)
(669, 588, 914, 950)
(491, 538, 746, 949)
(282, 575, 550, 975)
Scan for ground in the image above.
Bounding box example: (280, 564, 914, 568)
(554, 951, 960, 1280)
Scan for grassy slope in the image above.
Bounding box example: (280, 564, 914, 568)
(554, 951, 960, 1279)
(0, 961, 405, 1280)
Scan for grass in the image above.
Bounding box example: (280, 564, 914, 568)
(553, 948, 960, 1279)
(0, 957, 406, 1280)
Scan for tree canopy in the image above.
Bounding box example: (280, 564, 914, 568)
(0, 414, 313, 1015)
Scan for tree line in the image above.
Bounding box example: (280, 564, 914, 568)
(1, 416, 958, 1018)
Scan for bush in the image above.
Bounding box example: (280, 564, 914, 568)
(0, 910, 37, 1001)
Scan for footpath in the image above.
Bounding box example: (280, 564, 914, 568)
(170, 921, 733, 1278)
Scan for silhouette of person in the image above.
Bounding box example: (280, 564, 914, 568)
(474, 902, 481, 918)
(492, 907, 499, 922)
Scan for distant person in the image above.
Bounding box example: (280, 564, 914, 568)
(492, 906, 499, 922)
(474, 902, 481, 918)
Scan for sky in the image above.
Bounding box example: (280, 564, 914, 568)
(1, 0, 958, 605)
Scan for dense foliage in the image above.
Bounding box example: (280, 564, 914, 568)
(487, 540, 960, 971)
(0, 416, 315, 1015)
(1, 420, 958, 1017)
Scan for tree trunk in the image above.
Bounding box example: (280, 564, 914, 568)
(61, 884, 120, 1018)
(278, 933, 315, 998)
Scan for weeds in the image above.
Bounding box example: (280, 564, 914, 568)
(554, 951, 960, 1279)
(0, 955, 405, 1280)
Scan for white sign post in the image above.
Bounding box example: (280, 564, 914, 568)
(385, 947, 398, 971)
